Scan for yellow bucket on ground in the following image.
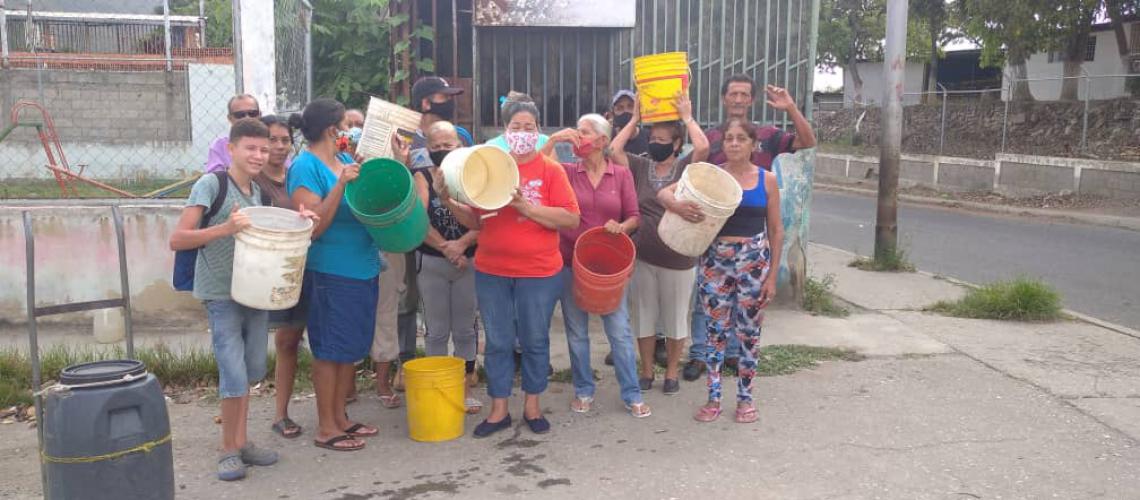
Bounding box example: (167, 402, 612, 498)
(633, 52, 690, 123)
(404, 356, 466, 442)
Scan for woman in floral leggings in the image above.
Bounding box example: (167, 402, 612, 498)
(661, 118, 784, 423)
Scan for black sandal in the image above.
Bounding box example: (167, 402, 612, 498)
(314, 434, 364, 451)
(343, 422, 379, 437)
(271, 417, 302, 439)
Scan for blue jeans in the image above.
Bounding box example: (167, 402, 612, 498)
(558, 269, 642, 405)
(476, 271, 564, 399)
(688, 271, 742, 361)
(205, 299, 269, 399)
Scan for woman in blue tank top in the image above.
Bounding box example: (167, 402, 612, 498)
(663, 118, 785, 424)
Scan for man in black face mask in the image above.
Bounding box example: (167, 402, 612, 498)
(408, 77, 475, 171)
(608, 89, 651, 157)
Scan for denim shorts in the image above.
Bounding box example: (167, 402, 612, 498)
(204, 299, 269, 399)
(268, 284, 310, 330)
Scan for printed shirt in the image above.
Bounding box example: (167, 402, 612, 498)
(187, 173, 263, 300)
(558, 160, 640, 267)
(702, 122, 796, 170)
(204, 134, 231, 173)
(286, 150, 382, 280)
(473, 153, 580, 278)
(417, 169, 475, 259)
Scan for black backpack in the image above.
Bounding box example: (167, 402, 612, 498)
(171, 171, 270, 292)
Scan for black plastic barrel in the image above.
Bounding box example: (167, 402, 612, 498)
(42, 360, 174, 500)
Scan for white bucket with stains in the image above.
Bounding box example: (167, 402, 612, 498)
(231, 207, 314, 310)
(440, 145, 519, 210)
(658, 162, 743, 257)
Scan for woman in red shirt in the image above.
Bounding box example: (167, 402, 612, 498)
(440, 97, 580, 438)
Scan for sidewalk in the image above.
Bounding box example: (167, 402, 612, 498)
(2, 248, 1140, 499)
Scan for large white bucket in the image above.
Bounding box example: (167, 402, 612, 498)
(658, 162, 743, 257)
(440, 145, 520, 210)
(232, 207, 314, 310)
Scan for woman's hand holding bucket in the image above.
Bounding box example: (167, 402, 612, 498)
(336, 163, 360, 186)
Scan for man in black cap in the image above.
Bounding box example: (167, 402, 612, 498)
(608, 89, 651, 157)
(408, 76, 474, 169)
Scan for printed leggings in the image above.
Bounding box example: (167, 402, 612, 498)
(698, 234, 771, 403)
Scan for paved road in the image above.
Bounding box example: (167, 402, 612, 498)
(809, 190, 1140, 330)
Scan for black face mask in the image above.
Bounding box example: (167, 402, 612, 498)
(647, 142, 678, 162)
(428, 100, 456, 121)
(612, 112, 633, 134)
(429, 149, 453, 167)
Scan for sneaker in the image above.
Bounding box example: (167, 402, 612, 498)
(239, 442, 278, 466)
(682, 359, 705, 381)
(217, 452, 246, 481)
(662, 378, 680, 395)
(654, 338, 668, 367)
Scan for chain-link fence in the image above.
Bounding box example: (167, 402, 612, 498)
(0, 1, 317, 199)
(813, 73, 1140, 162)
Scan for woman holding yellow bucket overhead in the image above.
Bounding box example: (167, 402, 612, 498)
(439, 96, 581, 438)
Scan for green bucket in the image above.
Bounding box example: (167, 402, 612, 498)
(344, 158, 428, 253)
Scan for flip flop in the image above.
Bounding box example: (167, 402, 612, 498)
(271, 417, 302, 439)
(378, 393, 402, 409)
(313, 434, 364, 452)
(694, 405, 722, 423)
(735, 404, 759, 424)
(343, 422, 379, 437)
(624, 402, 653, 419)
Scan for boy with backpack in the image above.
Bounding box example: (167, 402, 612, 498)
(169, 118, 281, 481)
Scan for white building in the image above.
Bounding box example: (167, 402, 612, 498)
(841, 20, 1140, 106)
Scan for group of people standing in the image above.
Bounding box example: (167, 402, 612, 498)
(173, 72, 815, 481)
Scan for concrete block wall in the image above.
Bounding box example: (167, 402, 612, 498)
(816, 152, 1140, 200)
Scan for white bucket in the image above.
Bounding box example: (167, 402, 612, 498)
(440, 145, 520, 210)
(231, 207, 314, 310)
(658, 162, 743, 257)
(92, 309, 125, 344)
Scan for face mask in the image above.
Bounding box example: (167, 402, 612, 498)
(348, 127, 363, 145)
(335, 129, 351, 152)
(505, 131, 539, 156)
(573, 139, 598, 158)
(429, 149, 453, 167)
(647, 142, 677, 162)
(429, 100, 456, 121)
(612, 112, 633, 133)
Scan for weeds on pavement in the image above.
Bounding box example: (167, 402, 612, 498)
(848, 247, 916, 273)
(803, 274, 850, 317)
(926, 277, 1062, 321)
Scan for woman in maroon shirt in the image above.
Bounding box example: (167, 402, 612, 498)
(543, 114, 650, 418)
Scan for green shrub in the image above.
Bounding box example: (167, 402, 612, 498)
(927, 277, 1062, 321)
(803, 274, 850, 317)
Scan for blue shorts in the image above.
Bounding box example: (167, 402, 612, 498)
(204, 299, 269, 399)
(268, 284, 309, 330)
(304, 270, 379, 363)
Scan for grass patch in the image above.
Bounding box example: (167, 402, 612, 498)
(848, 247, 916, 273)
(548, 367, 599, 383)
(926, 277, 1062, 321)
(0, 343, 319, 407)
(757, 345, 865, 377)
(803, 274, 849, 317)
(0, 178, 192, 199)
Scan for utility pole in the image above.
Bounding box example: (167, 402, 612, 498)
(875, 0, 908, 262)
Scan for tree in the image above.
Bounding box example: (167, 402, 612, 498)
(957, 0, 1050, 101)
(1042, 0, 1099, 100)
(817, 0, 887, 104)
(909, 0, 960, 103)
(311, 0, 393, 109)
(167, 0, 232, 48)
(1103, 0, 1140, 96)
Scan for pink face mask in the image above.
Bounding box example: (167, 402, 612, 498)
(505, 131, 540, 156)
(573, 138, 598, 158)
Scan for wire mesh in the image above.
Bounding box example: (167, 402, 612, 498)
(274, 0, 311, 115)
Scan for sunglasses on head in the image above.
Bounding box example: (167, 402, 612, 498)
(231, 109, 260, 119)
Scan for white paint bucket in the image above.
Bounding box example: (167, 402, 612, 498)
(231, 207, 314, 310)
(658, 162, 743, 257)
(440, 145, 520, 210)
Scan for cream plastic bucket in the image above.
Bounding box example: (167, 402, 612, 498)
(657, 162, 743, 257)
(440, 145, 520, 210)
(231, 207, 314, 310)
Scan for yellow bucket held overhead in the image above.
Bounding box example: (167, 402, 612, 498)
(633, 52, 690, 123)
(403, 356, 467, 442)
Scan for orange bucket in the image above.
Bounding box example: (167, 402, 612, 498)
(572, 227, 636, 315)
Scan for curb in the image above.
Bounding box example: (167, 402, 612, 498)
(814, 181, 1140, 233)
(810, 243, 1140, 340)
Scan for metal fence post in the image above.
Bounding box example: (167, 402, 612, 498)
(1001, 71, 1010, 153)
(198, 0, 206, 48)
(302, 0, 312, 106)
(163, 0, 172, 71)
(231, 0, 244, 94)
(1081, 69, 1090, 153)
(938, 82, 947, 156)
(1, 0, 9, 68)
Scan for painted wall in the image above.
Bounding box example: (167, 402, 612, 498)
(843, 62, 927, 107)
(1011, 26, 1137, 101)
(1, 202, 202, 324)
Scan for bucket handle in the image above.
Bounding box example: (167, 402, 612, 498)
(430, 385, 468, 415)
